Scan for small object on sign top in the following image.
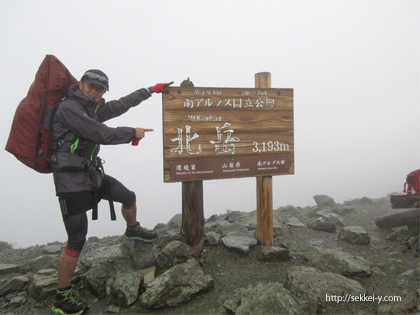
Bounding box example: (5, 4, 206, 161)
(132, 139, 139, 146)
(180, 77, 194, 87)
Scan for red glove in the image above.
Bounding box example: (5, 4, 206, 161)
(150, 81, 174, 93)
(131, 128, 154, 146)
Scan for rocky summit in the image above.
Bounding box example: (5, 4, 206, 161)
(0, 194, 419, 314)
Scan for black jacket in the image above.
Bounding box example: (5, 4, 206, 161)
(52, 84, 151, 194)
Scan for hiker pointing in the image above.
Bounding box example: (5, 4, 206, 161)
(51, 69, 172, 315)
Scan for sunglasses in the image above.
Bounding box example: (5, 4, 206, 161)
(86, 83, 106, 93)
(83, 72, 109, 83)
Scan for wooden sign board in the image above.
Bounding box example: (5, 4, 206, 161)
(162, 86, 294, 182)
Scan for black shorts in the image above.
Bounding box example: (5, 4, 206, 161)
(58, 175, 136, 252)
(58, 174, 136, 217)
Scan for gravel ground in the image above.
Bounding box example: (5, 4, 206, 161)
(0, 194, 419, 314)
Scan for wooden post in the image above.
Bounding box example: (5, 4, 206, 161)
(255, 72, 273, 246)
(390, 194, 419, 209)
(182, 181, 204, 254)
(375, 208, 420, 229)
(180, 79, 205, 255)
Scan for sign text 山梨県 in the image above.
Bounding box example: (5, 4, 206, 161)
(162, 86, 294, 182)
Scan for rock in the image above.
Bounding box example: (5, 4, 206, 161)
(273, 226, 289, 237)
(161, 241, 194, 258)
(240, 215, 259, 230)
(332, 206, 355, 216)
(223, 282, 301, 314)
(276, 205, 298, 213)
(400, 268, 419, 278)
(27, 269, 57, 301)
(360, 196, 376, 205)
(407, 224, 419, 237)
(286, 266, 366, 314)
(206, 213, 228, 223)
(126, 241, 157, 270)
(320, 213, 345, 227)
(204, 231, 221, 246)
(24, 255, 59, 273)
(308, 221, 337, 233)
(155, 241, 196, 277)
(0, 194, 417, 315)
(313, 195, 336, 207)
(285, 217, 305, 228)
(205, 220, 231, 234)
(221, 234, 258, 254)
(85, 264, 111, 298)
(154, 224, 178, 237)
(167, 213, 183, 230)
(377, 291, 419, 314)
(307, 247, 371, 277)
(257, 246, 291, 262)
(107, 270, 144, 307)
(225, 210, 249, 224)
(140, 258, 214, 309)
(106, 305, 121, 314)
(43, 244, 62, 254)
(9, 295, 26, 309)
(220, 223, 249, 236)
(107, 304, 121, 314)
(338, 226, 371, 245)
(315, 208, 331, 217)
(0, 276, 29, 297)
(81, 244, 127, 268)
(386, 227, 411, 242)
(0, 264, 20, 276)
(87, 236, 99, 243)
(224, 210, 264, 229)
(153, 234, 184, 250)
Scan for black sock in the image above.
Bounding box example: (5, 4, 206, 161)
(127, 222, 139, 229)
(57, 285, 72, 293)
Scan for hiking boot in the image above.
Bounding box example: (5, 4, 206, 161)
(124, 222, 158, 242)
(52, 286, 89, 315)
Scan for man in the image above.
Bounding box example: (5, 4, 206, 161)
(51, 69, 172, 315)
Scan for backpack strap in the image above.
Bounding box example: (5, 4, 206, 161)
(89, 158, 116, 221)
(100, 164, 116, 221)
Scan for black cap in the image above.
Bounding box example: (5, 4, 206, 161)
(81, 69, 109, 91)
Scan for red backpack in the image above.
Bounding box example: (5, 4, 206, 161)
(5, 55, 78, 173)
(403, 169, 420, 195)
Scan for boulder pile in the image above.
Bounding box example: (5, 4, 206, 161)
(0, 194, 418, 314)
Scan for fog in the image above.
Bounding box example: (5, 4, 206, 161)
(0, 0, 418, 248)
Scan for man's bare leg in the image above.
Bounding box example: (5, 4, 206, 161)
(57, 251, 78, 289)
(121, 203, 137, 227)
(54, 249, 88, 313)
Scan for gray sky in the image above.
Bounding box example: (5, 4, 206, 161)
(1, 0, 418, 248)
